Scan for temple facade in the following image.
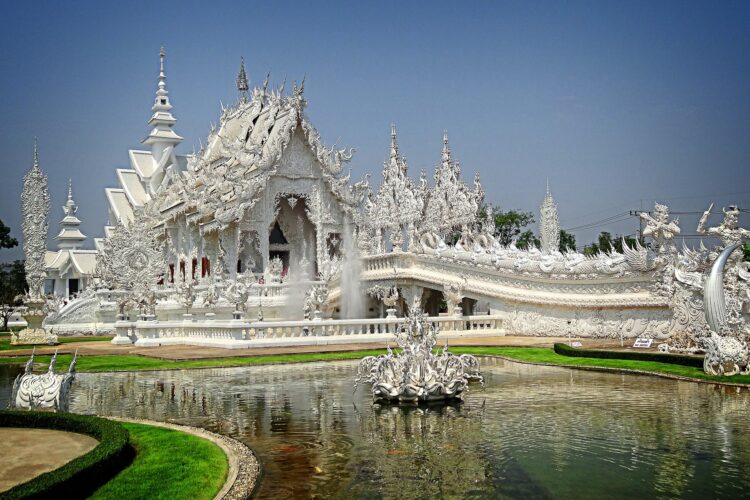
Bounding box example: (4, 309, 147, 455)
(28, 49, 748, 351)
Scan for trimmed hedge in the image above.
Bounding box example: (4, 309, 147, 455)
(553, 343, 704, 368)
(0, 411, 133, 499)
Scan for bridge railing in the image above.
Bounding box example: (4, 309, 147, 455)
(115, 313, 504, 346)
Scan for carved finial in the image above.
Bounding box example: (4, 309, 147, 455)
(442, 129, 451, 163)
(62, 178, 78, 218)
(546, 177, 550, 195)
(236, 56, 249, 96)
(159, 46, 165, 72)
(32, 138, 40, 169)
(262, 72, 270, 93)
(389, 124, 399, 159)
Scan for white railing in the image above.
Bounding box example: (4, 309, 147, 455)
(116, 314, 504, 347)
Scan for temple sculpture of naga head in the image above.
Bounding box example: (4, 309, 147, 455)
(23, 49, 748, 357)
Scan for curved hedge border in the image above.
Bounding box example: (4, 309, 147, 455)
(0, 411, 133, 500)
(553, 343, 704, 368)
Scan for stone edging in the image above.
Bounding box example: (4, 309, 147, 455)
(106, 417, 259, 499)
(491, 355, 750, 389)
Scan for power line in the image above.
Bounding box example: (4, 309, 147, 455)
(563, 212, 633, 232)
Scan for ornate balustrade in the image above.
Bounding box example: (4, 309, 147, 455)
(118, 313, 504, 348)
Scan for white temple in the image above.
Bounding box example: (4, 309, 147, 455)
(22, 48, 748, 357)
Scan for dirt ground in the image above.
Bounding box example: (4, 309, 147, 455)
(0, 428, 98, 492)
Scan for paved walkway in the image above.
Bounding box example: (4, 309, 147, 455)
(0, 336, 634, 360)
(0, 428, 98, 492)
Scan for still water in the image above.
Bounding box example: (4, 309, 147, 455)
(2, 358, 750, 499)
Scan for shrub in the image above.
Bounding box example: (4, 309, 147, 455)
(553, 343, 703, 368)
(0, 411, 133, 499)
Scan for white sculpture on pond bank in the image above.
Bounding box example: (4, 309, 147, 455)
(9, 349, 77, 412)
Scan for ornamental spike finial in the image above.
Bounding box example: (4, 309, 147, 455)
(159, 46, 165, 74)
(390, 123, 399, 159)
(236, 56, 249, 96)
(67, 178, 73, 202)
(442, 129, 451, 163)
(33, 138, 39, 169)
(262, 72, 270, 93)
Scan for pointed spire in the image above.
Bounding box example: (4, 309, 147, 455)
(539, 181, 560, 255)
(236, 56, 249, 98)
(57, 179, 85, 249)
(144, 46, 182, 161)
(390, 123, 398, 158)
(159, 46, 166, 86)
(32, 138, 40, 170)
(441, 129, 452, 164)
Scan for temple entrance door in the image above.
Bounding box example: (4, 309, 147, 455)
(269, 250, 290, 276)
(68, 278, 79, 297)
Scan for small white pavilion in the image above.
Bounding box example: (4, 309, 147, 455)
(44, 181, 97, 298)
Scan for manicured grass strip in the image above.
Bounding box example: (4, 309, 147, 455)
(1, 346, 748, 386)
(0, 411, 132, 499)
(0, 349, 389, 372)
(450, 347, 750, 385)
(90, 422, 227, 500)
(553, 342, 703, 367)
(0, 336, 112, 350)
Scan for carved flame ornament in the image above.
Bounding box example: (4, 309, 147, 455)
(354, 297, 483, 403)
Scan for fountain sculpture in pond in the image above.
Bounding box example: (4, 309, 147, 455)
(9, 349, 77, 412)
(355, 297, 483, 402)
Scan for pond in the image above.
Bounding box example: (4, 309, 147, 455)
(2, 358, 750, 499)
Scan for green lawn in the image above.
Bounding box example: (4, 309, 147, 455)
(1, 346, 748, 386)
(0, 336, 112, 350)
(0, 349, 389, 372)
(90, 422, 228, 500)
(451, 346, 750, 385)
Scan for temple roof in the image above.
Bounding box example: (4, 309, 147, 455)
(44, 249, 97, 276)
(143, 72, 366, 230)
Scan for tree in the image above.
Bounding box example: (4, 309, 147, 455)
(559, 229, 576, 253)
(488, 207, 536, 246)
(0, 220, 18, 249)
(0, 260, 27, 330)
(583, 231, 642, 256)
(516, 230, 540, 250)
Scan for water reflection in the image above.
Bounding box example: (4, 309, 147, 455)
(1, 359, 749, 498)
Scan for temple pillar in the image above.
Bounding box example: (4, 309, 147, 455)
(259, 223, 270, 275)
(222, 224, 239, 280)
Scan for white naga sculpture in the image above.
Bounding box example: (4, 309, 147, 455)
(21, 141, 50, 302)
(10, 349, 77, 412)
(701, 243, 750, 376)
(354, 297, 483, 403)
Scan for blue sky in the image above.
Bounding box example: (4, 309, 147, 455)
(1, 0, 749, 259)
